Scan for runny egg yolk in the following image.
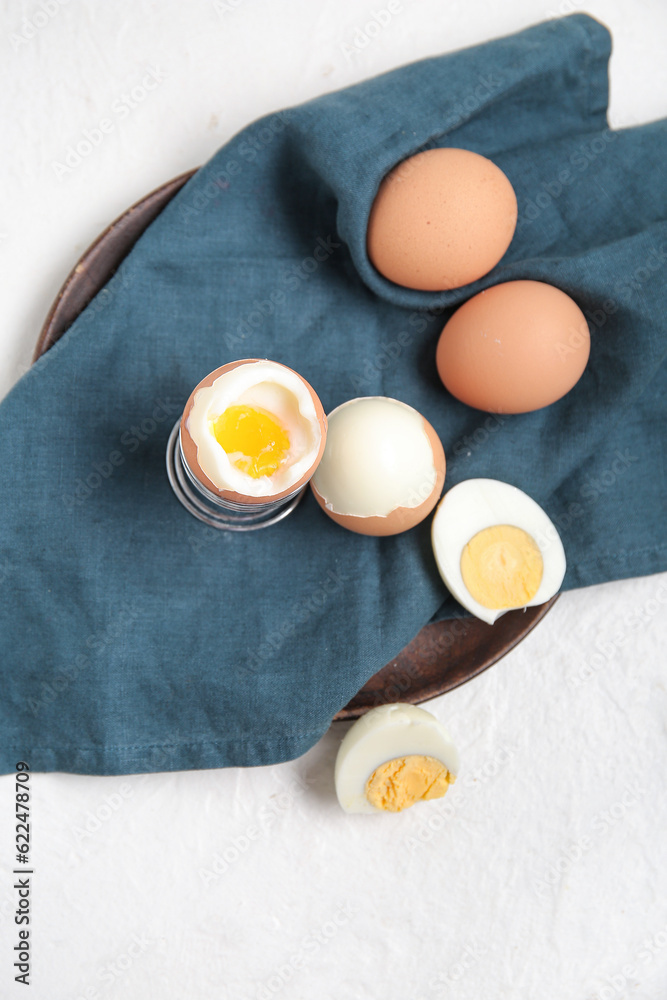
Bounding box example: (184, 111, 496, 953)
(365, 755, 454, 812)
(211, 405, 290, 479)
(460, 524, 543, 610)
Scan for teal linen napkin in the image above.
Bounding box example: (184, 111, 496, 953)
(1, 14, 665, 774)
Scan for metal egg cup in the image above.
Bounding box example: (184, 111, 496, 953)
(166, 419, 307, 533)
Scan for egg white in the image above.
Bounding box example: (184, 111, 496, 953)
(311, 397, 438, 517)
(431, 478, 566, 625)
(335, 703, 459, 815)
(186, 360, 322, 497)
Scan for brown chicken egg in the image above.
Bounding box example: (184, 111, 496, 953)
(436, 280, 591, 414)
(367, 147, 517, 291)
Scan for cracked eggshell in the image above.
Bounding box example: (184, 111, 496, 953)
(179, 358, 327, 505)
(310, 396, 446, 536)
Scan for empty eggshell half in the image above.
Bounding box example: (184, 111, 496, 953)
(367, 147, 518, 291)
(436, 280, 591, 413)
(310, 396, 445, 536)
(180, 358, 327, 505)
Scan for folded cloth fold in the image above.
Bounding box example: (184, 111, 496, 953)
(0, 14, 665, 774)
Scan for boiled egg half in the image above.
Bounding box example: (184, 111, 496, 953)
(335, 703, 459, 814)
(431, 478, 566, 625)
(180, 359, 327, 504)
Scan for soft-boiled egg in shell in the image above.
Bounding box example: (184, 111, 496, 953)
(335, 703, 459, 814)
(431, 478, 566, 625)
(180, 359, 327, 504)
(310, 396, 446, 536)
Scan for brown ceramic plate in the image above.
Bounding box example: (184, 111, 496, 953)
(35, 170, 558, 721)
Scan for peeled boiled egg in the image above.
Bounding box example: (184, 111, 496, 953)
(431, 478, 566, 625)
(335, 703, 459, 814)
(436, 280, 591, 413)
(180, 359, 327, 504)
(367, 147, 517, 290)
(310, 396, 445, 536)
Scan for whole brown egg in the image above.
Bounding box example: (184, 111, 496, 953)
(436, 280, 591, 414)
(367, 147, 517, 291)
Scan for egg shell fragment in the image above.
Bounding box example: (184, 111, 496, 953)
(431, 478, 566, 625)
(180, 358, 327, 505)
(335, 703, 460, 815)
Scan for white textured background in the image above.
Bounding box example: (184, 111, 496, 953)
(1, 1, 666, 998)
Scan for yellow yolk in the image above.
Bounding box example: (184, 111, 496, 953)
(211, 405, 290, 479)
(460, 524, 543, 609)
(365, 755, 454, 812)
